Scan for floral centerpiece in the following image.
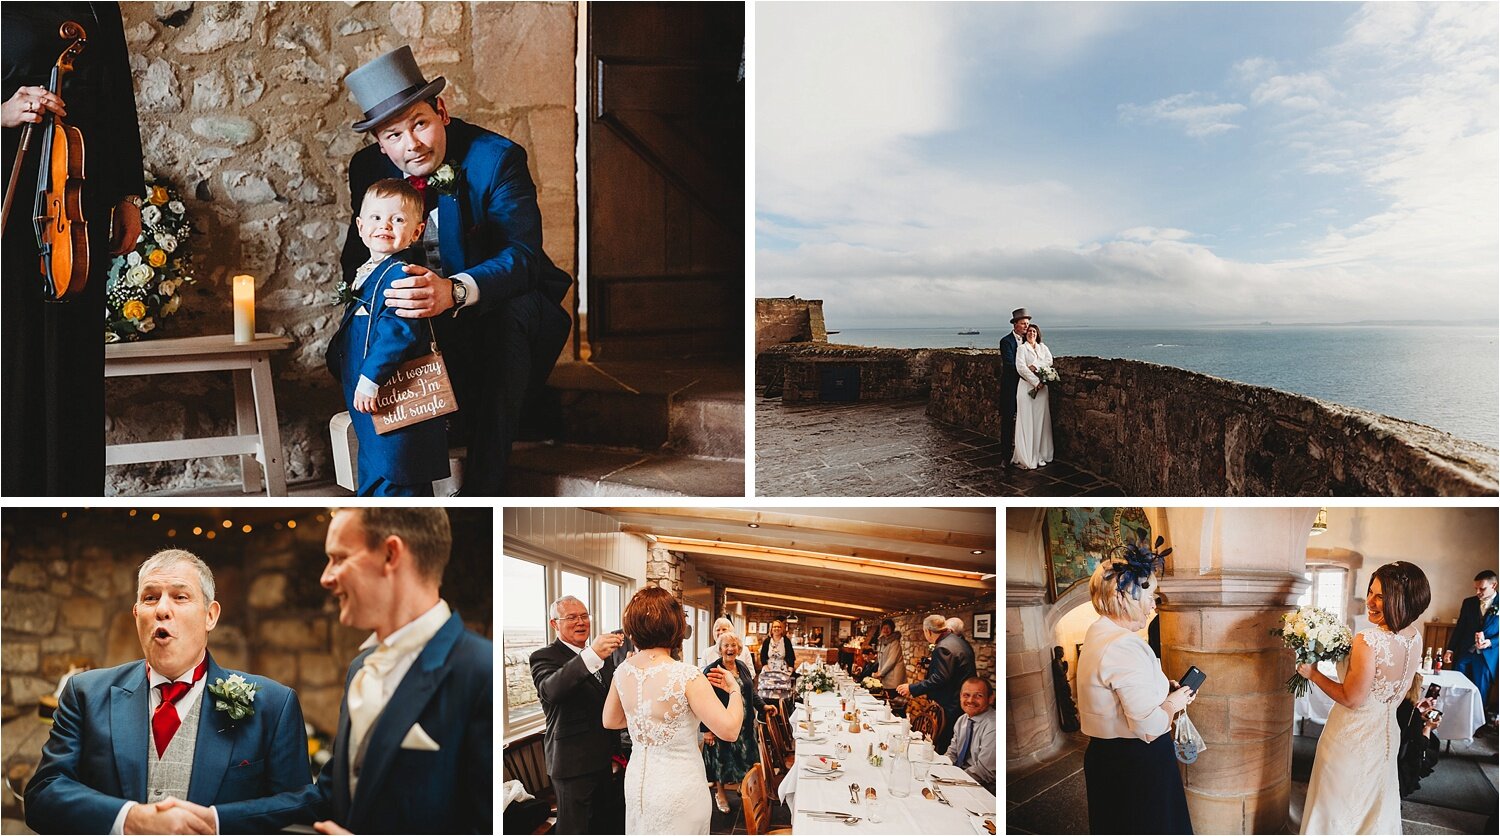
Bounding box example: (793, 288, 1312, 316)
(1274, 606, 1353, 696)
(861, 675, 883, 690)
(105, 175, 196, 342)
(800, 666, 836, 695)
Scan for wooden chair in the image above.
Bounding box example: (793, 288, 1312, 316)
(501, 731, 555, 835)
(740, 763, 793, 835)
(907, 695, 945, 744)
(762, 705, 797, 770)
(755, 719, 784, 797)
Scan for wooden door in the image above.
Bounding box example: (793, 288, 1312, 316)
(587, 2, 744, 360)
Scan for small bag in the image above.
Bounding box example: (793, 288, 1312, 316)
(1174, 709, 1206, 764)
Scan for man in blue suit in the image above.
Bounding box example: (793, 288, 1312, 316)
(215, 508, 492, 834)
(998, 308, 1031, 466)
(25, 550, 314, 834)
(1447, 569, 1498, 709)
(339, 46, 573, 495)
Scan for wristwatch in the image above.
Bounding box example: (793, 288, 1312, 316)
(449, 277, 468, 309)
(124, 195, 143, 208)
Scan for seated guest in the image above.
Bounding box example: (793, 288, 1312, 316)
(854, 650, 878, 681)
(1396, 674, 1441, 797)
(948, 677, 997, 794)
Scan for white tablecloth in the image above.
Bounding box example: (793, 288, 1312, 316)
(778, 691, 996, 834)
(1292, 666, 1486, 743)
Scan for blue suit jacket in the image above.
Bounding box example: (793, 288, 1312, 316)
(1448, 595, 1499, 670)
(25, 653, 313, 835)
(216, 612, 493, 834)
(327, 255, 450, 488)
(340, 119, 573, 493)
(999, 332, 1021, 412)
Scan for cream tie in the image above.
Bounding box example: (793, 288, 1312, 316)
(346, 640, 414, 792)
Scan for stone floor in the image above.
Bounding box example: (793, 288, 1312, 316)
(1007, 724, 1499, 835)
(755, 397, 1123, 497)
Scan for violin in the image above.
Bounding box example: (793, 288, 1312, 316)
(30, 21, 90, 301)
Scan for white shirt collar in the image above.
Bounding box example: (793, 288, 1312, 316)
(357, 599, 451, 653)
(147, 652, 208, 689)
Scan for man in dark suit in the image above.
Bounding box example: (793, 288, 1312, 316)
(1447, 569, 1498, 708)
(530, 596, 626, 834)
(897, 614, 977, 755)
(216, 508, 492, 834)
(339, 46, 573, 495)
(998, 308, 1031, 465)
(26, 550, 314, 834)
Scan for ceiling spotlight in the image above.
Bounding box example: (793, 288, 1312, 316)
(971, 549, 984, 555)
(747, 523, 760, 528)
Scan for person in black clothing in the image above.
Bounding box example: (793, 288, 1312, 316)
(1396, 675, 1442, 797)
(897, 614, 977, 754)
(3, 2, 143, 496)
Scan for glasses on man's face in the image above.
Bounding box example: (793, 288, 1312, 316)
(555, 613, 591, 625)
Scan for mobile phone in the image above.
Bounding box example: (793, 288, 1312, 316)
(611, 629, 625, 635)
(1179, 665, 1207, 693)
(1425, 683, 1440, 700)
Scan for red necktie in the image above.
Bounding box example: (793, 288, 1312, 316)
(151, 659, 208, 758)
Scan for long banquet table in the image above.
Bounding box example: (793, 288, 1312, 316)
(1292, 664, 1487, 743)
(778, 690, 996, 834)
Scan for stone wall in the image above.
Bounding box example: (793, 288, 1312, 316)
(1, 508, 492, 736)
(754, 297, 826, 354)
(926, 351, 1499, 496)
(757, 343, 934, 401)
(870, 595, 997, 687)
(106, 1, 578, 493)
(645, 545, 685, 598)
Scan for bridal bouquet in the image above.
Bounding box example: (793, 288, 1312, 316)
(1028, 365, 1060, 398)
(1275, 606, 1353, 697)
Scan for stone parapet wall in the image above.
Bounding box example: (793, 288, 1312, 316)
(754, 297, 826, 354)
(926, 351, 1499, 496)
(757, 343, 934, 401)
(107, 2, 578, 493)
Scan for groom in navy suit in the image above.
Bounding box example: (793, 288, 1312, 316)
(215, 508, 492, 834)
(998, 308, 1031, 465)
(25, 550, 314, 834)
(339, 46, 573, 495)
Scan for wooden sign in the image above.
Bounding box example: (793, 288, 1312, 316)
(372, 351, 458, 435)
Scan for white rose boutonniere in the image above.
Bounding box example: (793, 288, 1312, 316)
(427, 162, 460, 195)
(208, 673, 262, 721)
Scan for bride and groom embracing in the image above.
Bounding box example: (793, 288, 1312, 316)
(999, 308, 1055, 470)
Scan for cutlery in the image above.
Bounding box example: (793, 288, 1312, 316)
(849, 783, 860, 805)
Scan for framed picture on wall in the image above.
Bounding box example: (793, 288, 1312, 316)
(974, 611, 994, 640)
(1043, 507, 1150, 602)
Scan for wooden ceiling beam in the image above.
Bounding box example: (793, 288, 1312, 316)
(726, 598, 867, 621)
(589, 507, 993, 550)
(617, 524, 990, 571)
(723, 587, 887, 613)
(656, 537, 991, 589)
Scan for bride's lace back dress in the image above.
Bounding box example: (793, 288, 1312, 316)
(615, 657, 712, 834)
(1301, 627, 1422, 835)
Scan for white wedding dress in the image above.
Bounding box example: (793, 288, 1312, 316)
(1301, 627, 1422, 835)
(1013, 341, 1054, 469)
(615, 657, 712, 835)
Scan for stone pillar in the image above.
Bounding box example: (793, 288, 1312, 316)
(1156, 508, 1316, 834)
(646, 545, 683, 599)
(1005, 580, 1067, 769)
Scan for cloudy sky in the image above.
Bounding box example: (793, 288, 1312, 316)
(756, 2, 1499, 327)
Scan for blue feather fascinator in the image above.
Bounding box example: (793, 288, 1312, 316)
(1113, 534, 1173, 601)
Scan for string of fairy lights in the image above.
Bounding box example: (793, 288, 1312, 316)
(53, 509, 327, 542)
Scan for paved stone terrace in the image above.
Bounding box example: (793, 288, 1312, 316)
(755, 397, 1124, 497)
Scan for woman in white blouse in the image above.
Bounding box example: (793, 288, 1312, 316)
(1076, 538, 1197, 834)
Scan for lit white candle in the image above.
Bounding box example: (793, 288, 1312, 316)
(232, 274, 255, 343)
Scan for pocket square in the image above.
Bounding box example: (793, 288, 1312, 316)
(355, 304, 370, 316)
(400, 722, 440, 751)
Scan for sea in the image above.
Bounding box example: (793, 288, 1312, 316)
(828, 324, 1500, 448)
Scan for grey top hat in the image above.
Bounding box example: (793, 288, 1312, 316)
(346, 46, 447, 132)
(1010, 307, 1032, 323)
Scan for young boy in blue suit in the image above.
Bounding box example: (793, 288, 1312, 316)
(327, 179, 451, 496)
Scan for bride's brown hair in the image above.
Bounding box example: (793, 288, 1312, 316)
(1369, 561, 1431, 633)
(623, 586, 687, 650)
